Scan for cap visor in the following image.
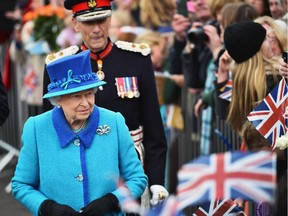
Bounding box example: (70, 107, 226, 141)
(76, 10, 112, 22)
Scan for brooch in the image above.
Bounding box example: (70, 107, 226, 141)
(96, 125, 111, 135)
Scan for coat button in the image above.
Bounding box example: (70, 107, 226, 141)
(75, 174, 84, 182)
(74, 139, 80, 146)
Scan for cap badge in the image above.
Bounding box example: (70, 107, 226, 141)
(87, 0, 97, 9)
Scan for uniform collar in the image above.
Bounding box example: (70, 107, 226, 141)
(52, 105, 100, 148)
(81, 39, 113, 61)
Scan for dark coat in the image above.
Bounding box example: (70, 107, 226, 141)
(0, 72, 9, 125)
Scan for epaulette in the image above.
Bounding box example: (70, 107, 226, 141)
(115, 41, 151, 56)
(45, 45, 80, 65)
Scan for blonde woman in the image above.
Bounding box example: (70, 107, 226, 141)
(255, 15, 287, 56)
(255, 15, 288, 79)
(221, 21, 281, 133)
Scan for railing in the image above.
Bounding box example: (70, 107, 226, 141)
(0, 41, 28, 194)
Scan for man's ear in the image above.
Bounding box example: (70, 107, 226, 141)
(72, 18, 79, 32)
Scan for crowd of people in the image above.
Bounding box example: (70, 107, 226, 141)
(0, 0, 287, 215)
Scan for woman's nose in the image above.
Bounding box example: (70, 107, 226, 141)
(80, 96, 89, 106)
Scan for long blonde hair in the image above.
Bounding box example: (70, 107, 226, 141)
(227, 51, 266, 133)
(227, 48, 281, 134)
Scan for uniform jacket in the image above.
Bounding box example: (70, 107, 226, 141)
(42, 40, 167, 186)
(12, 105, 147, 216)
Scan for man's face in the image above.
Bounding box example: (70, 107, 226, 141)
(191, 0, 212, 22)
(269, 0, 284, 19)
(73, 17, 111, 52)
(246, 0, 265, 15)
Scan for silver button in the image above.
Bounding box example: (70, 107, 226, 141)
(74, 139, 80, 146)
(75, 175, 84, 182)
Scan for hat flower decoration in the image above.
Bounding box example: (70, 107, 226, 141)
(43, 50, 106, 99)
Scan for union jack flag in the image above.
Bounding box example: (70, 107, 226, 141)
(219, 74, 232, 102)
(176, 151, 276, 210)
(247, 78, 288, 149)
(193, 198, 246, 216)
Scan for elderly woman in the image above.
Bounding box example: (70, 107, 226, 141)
(11, 50, 147, 216)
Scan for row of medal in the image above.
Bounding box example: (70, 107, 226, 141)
(96, 59, 140, 98)
(115, 77, 140, 98)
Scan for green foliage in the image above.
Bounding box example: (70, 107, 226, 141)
(33, 14, 65, 52)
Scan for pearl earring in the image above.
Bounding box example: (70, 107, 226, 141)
(57, 105, 61, 108)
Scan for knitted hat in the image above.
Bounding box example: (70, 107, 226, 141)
(224, 21, 266, 63)
(43, 50, 106, 99)
(64, 0, 112, 22)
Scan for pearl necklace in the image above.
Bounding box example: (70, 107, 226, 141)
(73, 120, 87, 133)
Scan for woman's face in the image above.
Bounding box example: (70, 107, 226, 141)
(58, 89, 95, 126)
(246, 0, 265, 15)
(261, 23, 282, 57)
(261, 36, 274, 58)
(73, 17, 111, 53)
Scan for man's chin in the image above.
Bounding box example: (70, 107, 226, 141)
(89, 40, 106, 52)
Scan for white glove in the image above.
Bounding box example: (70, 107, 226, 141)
(150, 185, 169, 206)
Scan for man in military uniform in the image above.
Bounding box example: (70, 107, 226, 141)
(42, 0, 168, 209)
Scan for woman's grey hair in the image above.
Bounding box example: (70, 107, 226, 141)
(48, 96, 61, 106)
(48, 88, 98, 106)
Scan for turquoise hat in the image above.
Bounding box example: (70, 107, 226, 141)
(43, 50, 106, 99)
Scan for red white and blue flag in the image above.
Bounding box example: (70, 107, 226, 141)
(176, 151, 276, 210)
(193, 198, 246, 216)
(219, 78, 233, 102)
(247, 78, 288, 149)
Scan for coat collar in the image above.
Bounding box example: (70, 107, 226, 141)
(81, 39, 113, 61)
(52, 105, 100, 148)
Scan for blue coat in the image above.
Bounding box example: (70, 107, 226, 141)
(43, 42, 168, 187)
(11, 105, 147, 216)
